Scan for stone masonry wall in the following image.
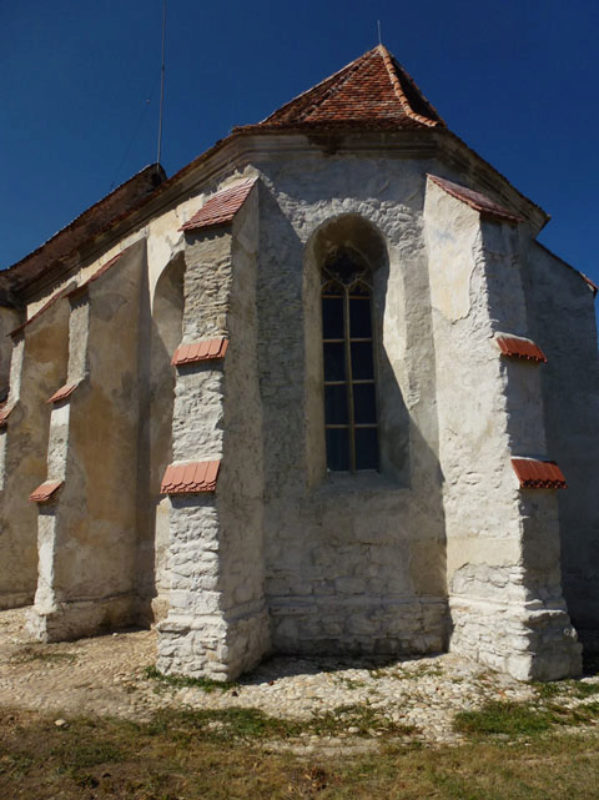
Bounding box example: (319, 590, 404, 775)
(157, 181, 270, 679)
(255, 154, 448, 656)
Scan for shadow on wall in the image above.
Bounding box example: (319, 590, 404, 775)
(256, 192, 448, 656)
(136, 254, 185, 625)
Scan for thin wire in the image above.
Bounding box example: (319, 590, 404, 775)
(156, 0, 167, 165)
(108, 97, 152, 192)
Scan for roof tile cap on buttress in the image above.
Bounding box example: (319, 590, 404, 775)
(179, 180, 256, 232)
(495, 334, 547, 363)
(511, 458, 567, 489)
(160, 460, 221, 494)
(171, 338, 228, 366)
(29, 480, 64, 503)
(428, 175, 524, 224)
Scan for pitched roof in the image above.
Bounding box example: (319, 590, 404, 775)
(428, 175, 524, 224)
(236, 45, 444, 133)
(179, 179, 256, 232)
(1, 165, 165, 297)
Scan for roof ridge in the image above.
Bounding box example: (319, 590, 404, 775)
(378, 45, 441, 128)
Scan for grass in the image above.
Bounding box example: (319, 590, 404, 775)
(2, 705, 599, 799)
(9, 646, 77, 666)
(143, 664, 238, 694)
(454, 697, 599, 738)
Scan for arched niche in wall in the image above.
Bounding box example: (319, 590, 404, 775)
(304, 213, 409, 486)
(143, 252, 185, 622)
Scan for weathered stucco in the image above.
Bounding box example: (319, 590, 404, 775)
(0, 123, 596, 682)
(424, 177, 581, 680)
(27, 241, 147, 640)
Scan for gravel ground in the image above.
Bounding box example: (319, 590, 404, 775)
(0, 606, 547, 746)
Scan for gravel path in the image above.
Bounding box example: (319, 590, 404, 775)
(0, 606, 538, 745)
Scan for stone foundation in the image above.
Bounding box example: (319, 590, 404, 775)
(450, 596, 582, 681)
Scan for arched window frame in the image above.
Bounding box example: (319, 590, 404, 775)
(321, 250, 379, 473)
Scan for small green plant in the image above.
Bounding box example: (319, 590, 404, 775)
(144, 707, 302, 742)
(454, 700, 554, 736)
(10, 647, 77, 666)
(143, 664, 237, 694)
(455, 697, 599, 738)
(310, 703, 416, 738)
(336, 676, 367, 690)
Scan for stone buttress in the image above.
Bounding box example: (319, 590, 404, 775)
(27, 242, 146, 640)
(157, 178, 270, 680)
(424, 175, 581, 680)
(0, 296, 69, 610)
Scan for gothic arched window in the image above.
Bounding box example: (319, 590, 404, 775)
(321, 249, 379, 472)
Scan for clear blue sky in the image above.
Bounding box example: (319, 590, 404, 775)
(2, 0, 598, 285)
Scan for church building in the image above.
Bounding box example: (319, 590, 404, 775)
(1, 46, 597, 681)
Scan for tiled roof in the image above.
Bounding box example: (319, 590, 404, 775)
(236, 45, 443, 134)
(180, 180, 256, 232)
(0, 405, 13, 428)
(161, 460, 221, 495)
(47, 383, 78, 404)
(1, 165, 165, 295)
(428, 175, 524, 224)
(29, 480, 64, 503)
(171, 338, 229, 366)
(511, 458, 567, 489)
(496, 335, 547, 363)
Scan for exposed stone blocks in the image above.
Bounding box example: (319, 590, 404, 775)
(157, 181, 270, 680)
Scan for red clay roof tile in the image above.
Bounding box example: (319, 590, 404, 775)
(511, 458, 566, 489)
(171, 338, 229, 366)
(161, 460, 221, 494)
(428, 175, 524, 224)
(29, 480, 64, 503)
(180, 180, 256, 232)
(496, 335, 547, 363)
(47, 383, 78, 404)
(237, 45, 444, 133)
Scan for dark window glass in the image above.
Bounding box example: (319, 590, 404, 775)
(349, 297, 372, 338)
(323, 342, 346, 381)
(353, 383, 377, 424)
(322, 251, 379, 472)
(325, 384, 349, 424)
(351, 342, 374, 380)
(355, 428, 379, 470)
(326, 428, 350, 471)
(322, 297, 344, 339)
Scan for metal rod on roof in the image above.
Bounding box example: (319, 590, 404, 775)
(377, 20, 382, 45)
(156, 0, 167, 165)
